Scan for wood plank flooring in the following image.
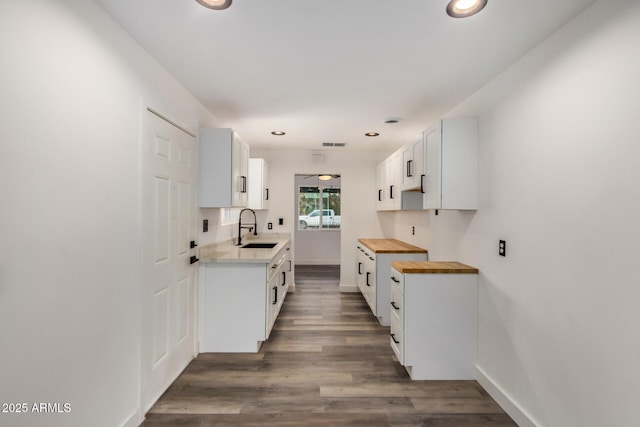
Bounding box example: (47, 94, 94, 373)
(294, 264, 340, 285)
(142, 278, 516, 426)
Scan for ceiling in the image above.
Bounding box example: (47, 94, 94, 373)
(94, 0, 597, 152)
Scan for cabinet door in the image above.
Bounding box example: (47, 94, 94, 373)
(233, 138, 249, 207)
(375, 162, 386, 211)
(267, 268, 279, 338)
(262, 160, 270, 209)
(423, 124, 442, 210)
(248, 158, 270, 210)
(402, 136, 424, 191)
(386, 152, 402, 210)
(356, 248, 366, 292)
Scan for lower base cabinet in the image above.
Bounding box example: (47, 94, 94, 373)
(356, 240, 428, 326)
(199, 244, 291, 353)
(390, 262, 478, 380)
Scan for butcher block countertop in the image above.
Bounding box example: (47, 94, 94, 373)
(358, 238, 427, 254)
(391, 261, 478, 274)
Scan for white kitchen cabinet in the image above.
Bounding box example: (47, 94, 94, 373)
(248, 158, 270, 210)
(423, 118, 478, 210)
(375, 162, 385, 211)
(199, 128, 249, 208)
(355, 245, 376, 314)
(376, 152, 403, 211)
(390, 261, 478, 380)
(401, 135, 425, 191)
(267, 244, 290, 334)
(199, 241, 291, 352)
(375, 118, 477, 211)
(356, 239, 428, 326)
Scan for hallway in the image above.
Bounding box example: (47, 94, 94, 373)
(142, 280, 515, 426)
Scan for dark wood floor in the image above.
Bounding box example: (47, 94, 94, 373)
(294, 264, 340, 285)
(142, 277, 516, 426)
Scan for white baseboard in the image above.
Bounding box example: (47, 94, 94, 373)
(120, 408, 142, 427)
(476, 365, 538, 427)
(295, 259, 340, 265)
(339, 282, 358, 293)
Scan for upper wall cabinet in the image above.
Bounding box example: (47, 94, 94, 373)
(423, 118, 478, 210)
(199, 128, 249, 208)
(401, 135, 425, 192)
(375, 118, 478, 211)
(248, 158, 270, 210)
(376, 151, 403, 211)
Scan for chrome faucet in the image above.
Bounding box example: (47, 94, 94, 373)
(237, 208, 257, 246)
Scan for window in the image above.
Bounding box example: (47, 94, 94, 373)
(298, 186, 341, 230)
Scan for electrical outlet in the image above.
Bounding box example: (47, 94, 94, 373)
(267, 222, 273, 230)
(499, 240, 506, 257)
(203, 219, 209, 233)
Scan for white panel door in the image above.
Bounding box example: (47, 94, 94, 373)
(142, 110, 197, 413)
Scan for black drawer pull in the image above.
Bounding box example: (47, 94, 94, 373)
(390, 301, 399, 310)
(391, 276, 400, 283)
(390, 333, 400, 344)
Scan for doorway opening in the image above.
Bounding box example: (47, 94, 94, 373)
(294, 174, 341, 284)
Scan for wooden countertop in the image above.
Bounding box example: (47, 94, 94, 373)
(391, 261, 478, 274)
(358, 238, 427, 254)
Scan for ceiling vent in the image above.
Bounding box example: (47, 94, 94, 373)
(322, 142, 347, 148)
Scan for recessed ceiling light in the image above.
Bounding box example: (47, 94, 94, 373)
(271, 131, 286, 136)
(446, 0, 488, 18)
(318, 175, 333, 181)
(195, 0, 232, 10)
(365, 132, 380, 137)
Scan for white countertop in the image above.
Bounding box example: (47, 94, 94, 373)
(199, 233, 291, 264)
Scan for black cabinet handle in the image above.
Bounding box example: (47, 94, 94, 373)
(391, 301, 399, 310)
(190, 255, 199, 265)
(366, 272, 371, 286)
(407, 160, 413, 177)
(390, 333, 400, 344)
(358, 262, 363, 275)
(273, 286, 278, 305)
(391, 276, 400, 283)
(288, 260, 292, 272)
(390, 185, 394, 199)
(420, 174, 426, 194)
(238, 175, 246, 193)
(378, 189, 382, 201)
(190, 240, 198, 249)
(265, 188, 269, 201)
(240, 176, 247, 193)
(281, 271, 286, 286)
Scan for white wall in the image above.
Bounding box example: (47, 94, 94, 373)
(0, 1, 217, 426)
(387, 0, 640, 425)
(252, 150, 385, 289)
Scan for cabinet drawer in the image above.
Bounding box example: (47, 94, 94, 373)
(390, 285, 403, 328)
(390, 268, 404, 293)
(390, 315, 403, 363)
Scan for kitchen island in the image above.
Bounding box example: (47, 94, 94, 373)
(198, 234, 292, 352)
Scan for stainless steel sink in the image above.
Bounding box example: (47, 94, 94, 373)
(241, 242, 278, 249)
